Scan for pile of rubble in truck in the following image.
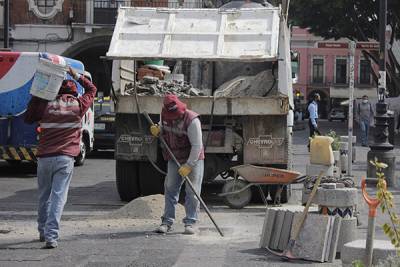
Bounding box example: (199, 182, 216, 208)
(124, 69, 276, 97)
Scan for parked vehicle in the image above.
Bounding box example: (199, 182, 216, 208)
(328, 108, 346, 122)
(107, 3, 294, 205)
(0, 52, 94, 166)
(93, 95, 116, 150)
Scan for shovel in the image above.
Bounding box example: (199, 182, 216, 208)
(143, 111, 224, 237)
(267, 171, 324, 260)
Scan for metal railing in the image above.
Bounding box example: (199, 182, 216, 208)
(72, 0, 203, 25)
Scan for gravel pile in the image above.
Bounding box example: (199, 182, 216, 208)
(106, 194, 185, 220)
(125, 76, 205, 97)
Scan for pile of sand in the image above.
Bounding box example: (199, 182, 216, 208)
(106, 194, 185, 220)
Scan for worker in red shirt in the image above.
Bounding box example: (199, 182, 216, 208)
(150, 94, 204, 235)
(25, 67, 97, 249)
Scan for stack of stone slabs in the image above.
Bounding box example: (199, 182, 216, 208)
(260, 207, 342, 263)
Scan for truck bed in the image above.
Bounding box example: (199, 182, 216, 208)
(116, 95, 289, 115)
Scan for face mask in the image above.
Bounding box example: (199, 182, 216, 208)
(362, 99, 368, 104)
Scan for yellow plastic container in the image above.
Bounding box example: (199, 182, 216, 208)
(310, 136, 334, 166)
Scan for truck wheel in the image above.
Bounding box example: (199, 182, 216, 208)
(269, 185, 288, 204)
(116, 160, 140, 201)
(138, 162, 165, 196)
(74, 140, 87, 166)
(222, 179, 252, 209)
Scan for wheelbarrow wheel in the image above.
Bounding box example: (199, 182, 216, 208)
(222, 179, 252, 209)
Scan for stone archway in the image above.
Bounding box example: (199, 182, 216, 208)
(62, 36, 112, 96)
(308, 89, 329, 119)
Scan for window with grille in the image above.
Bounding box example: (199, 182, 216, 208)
(359, 59, 371, 85)
(35, 0, 57, 14)
(94, 0, 130, 8)
(335, 58, 347, 84)
(312, 58, 324, 83)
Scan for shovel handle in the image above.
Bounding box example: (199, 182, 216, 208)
(361, 178, 383, 218)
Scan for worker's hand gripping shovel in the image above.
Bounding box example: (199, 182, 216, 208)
(266, 171, 324, 260)
(143, 111, 224, 237)
(362, 178, 383, 267)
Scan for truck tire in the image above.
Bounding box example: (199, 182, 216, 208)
(116, 160, 140, 201)
(138, 161, 165, 196)
(75, 139, 88, 166)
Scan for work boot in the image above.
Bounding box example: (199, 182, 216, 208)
(155, 224, 171, 234)
(183, 225, 195, 235)
(42, 241, 58, 249)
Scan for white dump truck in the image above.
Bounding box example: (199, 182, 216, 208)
(106, 2, 294, 206)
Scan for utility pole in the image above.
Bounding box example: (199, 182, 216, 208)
(3, 0, 9, 49)
(367, 0, 397, 187)
(347, 41, 355, 177)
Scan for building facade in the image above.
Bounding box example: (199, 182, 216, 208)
(291, 27, 378, 118)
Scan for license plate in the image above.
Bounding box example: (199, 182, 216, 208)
(94, 123, 106, 130)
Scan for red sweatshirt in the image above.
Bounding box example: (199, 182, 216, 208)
(25, 76, 97, 157)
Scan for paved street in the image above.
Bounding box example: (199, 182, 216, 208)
(0, 121, 399, 266)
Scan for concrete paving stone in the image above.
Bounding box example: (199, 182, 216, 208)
(277, 211, 294, 251)
(322, 183, 337, 189)
(327, 216, 342, 263)
(291, 213, 331, 262)
(341, 239, 398, 267)
(324, 216, 335, 262)
(306, 164, 334, 177)
(259, 208, 276, 248)
(314, 187, 358, 207)
(337, 217, 358, 254)
(269, 209, 285, 250)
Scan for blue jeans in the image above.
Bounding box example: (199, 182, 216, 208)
(37, 155, 74, 243)
(162, 160, 204, 226)
(360, 119, 370, 146)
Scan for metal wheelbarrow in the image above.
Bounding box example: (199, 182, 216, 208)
(219, 164, 306, 209)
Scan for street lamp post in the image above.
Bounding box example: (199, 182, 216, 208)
(367, 0, 397, 187)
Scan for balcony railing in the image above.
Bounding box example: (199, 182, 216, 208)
(73, 0, 203, 25)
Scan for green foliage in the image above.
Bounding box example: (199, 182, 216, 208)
(352, 260, 364, 267)
(289, 0, 400, 96)
(326, 130, 340, 151)
(370, 158, 400, 254)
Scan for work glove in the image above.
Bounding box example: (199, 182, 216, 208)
(150, 124, 161, 137)
(178, 164, 192, 177)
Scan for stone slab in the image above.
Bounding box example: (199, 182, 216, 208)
(314, 188, 358, 207)
(321, 183, 337, 189)
(259, 209, 276, 248)
(327, 216, 342, 262)
(291, 213, 331, 262)
(341, 239, 397, 267)
(277, 211, 294, 251)
(306, 164, 334, 177)
(337, 217, 357, 254)
(270, 209, 285, 250)
(324, 216, 334, 262)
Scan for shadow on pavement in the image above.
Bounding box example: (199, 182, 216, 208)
(0, 181, 121, 216)
(239, 248, 312, 264)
